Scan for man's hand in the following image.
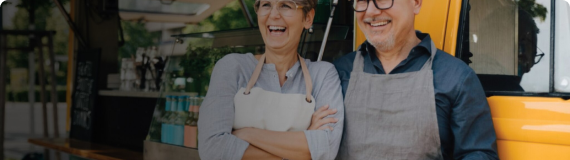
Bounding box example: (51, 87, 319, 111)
(308, 105, 338, 131)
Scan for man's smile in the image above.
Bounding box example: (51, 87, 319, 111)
(369, 20, 392, 27)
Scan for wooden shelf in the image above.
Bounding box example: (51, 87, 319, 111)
(28, 138, 143, 160)
(144, 140, 200, 160)
(98, 90, 198, 98)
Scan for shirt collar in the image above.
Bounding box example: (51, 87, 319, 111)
(285, 58, 303, 79)
(359, 31, 433, 56)
(259, 55, 302, 79)
(357, 31, 434, 72)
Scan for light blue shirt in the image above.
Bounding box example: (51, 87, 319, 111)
(198, 53, 344, 160)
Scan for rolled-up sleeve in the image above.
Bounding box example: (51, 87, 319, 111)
(197, 55, 250, 160)
(451, 69, 499, 160)
(304, 64, 345, 160)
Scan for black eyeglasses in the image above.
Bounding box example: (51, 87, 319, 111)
(535, 47, 545, 65)
(349, 0, 394, 12)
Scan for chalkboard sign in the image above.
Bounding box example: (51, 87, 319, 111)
(70, 49, 101, 141)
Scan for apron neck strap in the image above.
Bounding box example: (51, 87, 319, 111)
(420, 40, 437, 70)
(244, 54, 313, 102)
(244, 54, 266, 95)
(298, 55, 313, 102)
(353, 51, 365, 72)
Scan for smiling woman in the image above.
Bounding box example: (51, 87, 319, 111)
(197, 0, 345, 160)
(257, 0, 315, 55)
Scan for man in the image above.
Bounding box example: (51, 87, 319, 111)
(333, 0, 499, 159)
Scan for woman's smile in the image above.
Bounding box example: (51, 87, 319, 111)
(267, 25, 287, 36)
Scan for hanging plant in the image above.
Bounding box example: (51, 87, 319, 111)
(179, 46, 241, 95)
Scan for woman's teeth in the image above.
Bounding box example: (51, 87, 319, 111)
(269, 26, 286, 32)
(370, 20, 391, 27)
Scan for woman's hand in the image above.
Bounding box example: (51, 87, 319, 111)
(308, 105, 338, 131)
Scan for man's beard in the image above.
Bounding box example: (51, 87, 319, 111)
(365, 31, 395, 52)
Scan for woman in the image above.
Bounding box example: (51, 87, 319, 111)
(197, 0, 344, 159)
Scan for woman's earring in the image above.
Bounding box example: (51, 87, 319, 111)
(308, 25, 314, 34)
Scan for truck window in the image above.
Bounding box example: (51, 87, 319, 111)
(461, 0, 552, 93)
(555, 1, 570, 92)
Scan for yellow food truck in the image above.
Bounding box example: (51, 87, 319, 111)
(112, 0, 570, 159)
(352, 0, 570, 159)
(170, 0, 570, 159)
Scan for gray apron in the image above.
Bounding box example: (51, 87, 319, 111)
(337, 41, 443, 160)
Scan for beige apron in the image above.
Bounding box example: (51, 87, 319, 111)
(233, 54, 316, 132)
(337, 41, 443, 160)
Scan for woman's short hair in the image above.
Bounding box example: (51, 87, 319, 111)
(254, 0, 318, 17)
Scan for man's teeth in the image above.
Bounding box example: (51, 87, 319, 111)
(269, 26, 286, 31)
(370, 21, 390, 27)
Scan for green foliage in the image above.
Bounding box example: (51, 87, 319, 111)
(6, 6, 32, 68)
(183, 0, 258, 33)
(180, 46, 256, 76)
(179, 46, 241, 83)
(179, 46, 219, 95)
(201, 0, 257, 31)
(118, 21, 161, 60)
(8, 0, 72, 60)
(518, 0, 548, 21)
(46, 6, 72, 57)
(14, 0, 70, 30)
(6, 50, 28, 68)
(5, 0, 71, 101)
(180, 46, 215, 78)
(179, 46, 255, 95)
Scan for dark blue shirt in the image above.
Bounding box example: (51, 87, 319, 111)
(333, 31, 499, 160)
